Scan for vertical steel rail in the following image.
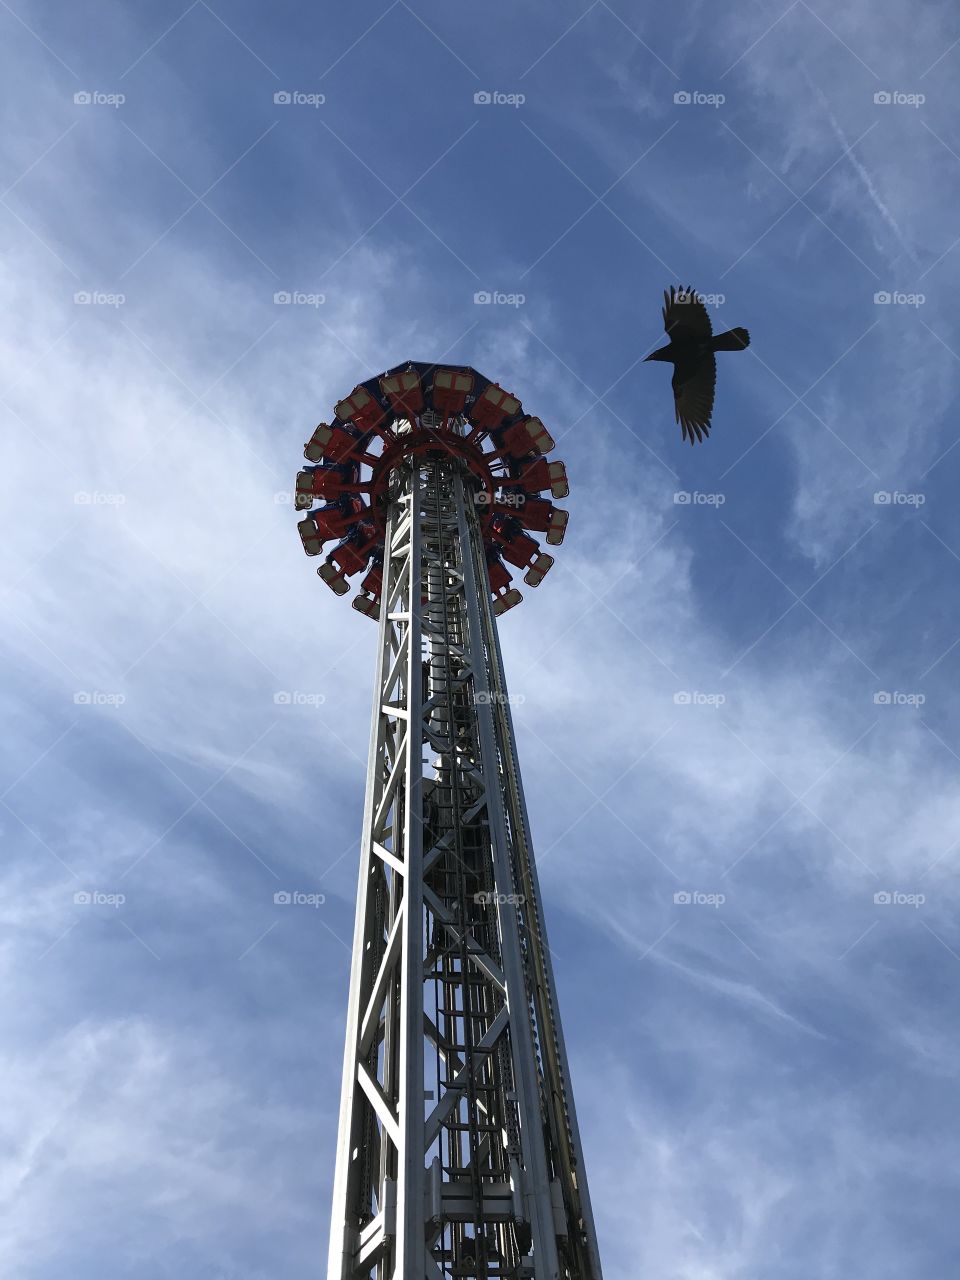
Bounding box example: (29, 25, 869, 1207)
(486, 598, 604, 1280)
(327, 469, 402, 1280)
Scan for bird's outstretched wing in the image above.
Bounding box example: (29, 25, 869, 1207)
(672, 354, 716, 444)
(662, 284, 712, 342)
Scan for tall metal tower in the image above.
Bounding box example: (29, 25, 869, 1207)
(295, 362, 602, 1280)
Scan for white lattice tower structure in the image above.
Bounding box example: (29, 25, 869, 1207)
(294, 364, 602, 1280)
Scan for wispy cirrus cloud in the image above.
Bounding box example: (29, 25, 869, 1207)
(3, 2, 960, 1277)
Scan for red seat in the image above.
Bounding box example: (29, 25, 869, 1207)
(295, 467, 350, 508)
(499, 416, 555, 459)
(486, 554, 521, 614)
(490, 517, 554, 586)
(494, 527, 538, 570)
(330, 533, 374, 577)
(352, 595, 379, 619)
(432, 368, 474, 416)
(318, 562, 350, 596)
(510, 497, 568, 546)
(493, 588, 522, 616)
(360, 563, 383, 598)
(352, 562, 384, 619)
(486, 555, 512, 594)
(524, 551, 553, 587)
(332, 545, 367, 576)
(516, 457, 569, 498)
(379, 371, 424, 417)
(298, 516, 324, 556)
(469, 384, 521, 431)
(304, 423, 362, 464)
(335, 386, 386, 433)
(297, 499, 364, 555)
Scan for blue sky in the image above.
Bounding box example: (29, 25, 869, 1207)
(2, 1, 960, 1276)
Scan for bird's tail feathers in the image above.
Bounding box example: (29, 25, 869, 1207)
(711, 327, 750, 351)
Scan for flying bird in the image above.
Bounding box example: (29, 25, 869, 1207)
(645, 286, 750, 444)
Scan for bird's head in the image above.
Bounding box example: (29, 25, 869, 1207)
(644, 345, 671, 362)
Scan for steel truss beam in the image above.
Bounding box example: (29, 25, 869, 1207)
(328, 453, 602, 1280)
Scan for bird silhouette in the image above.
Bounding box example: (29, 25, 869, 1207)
(645, 286, 750, 444)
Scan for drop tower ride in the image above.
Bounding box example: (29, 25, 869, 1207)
(294, 362, 603, 1280)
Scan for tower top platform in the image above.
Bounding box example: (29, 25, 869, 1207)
(294, 360, 570, 620)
